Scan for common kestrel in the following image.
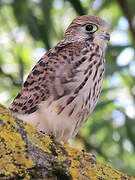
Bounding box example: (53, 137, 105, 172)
(9, 15, 110, 142)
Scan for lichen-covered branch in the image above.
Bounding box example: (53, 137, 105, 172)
(0, 104, 134, 180)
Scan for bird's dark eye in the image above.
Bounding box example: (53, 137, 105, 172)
(85, 24, 98, 33)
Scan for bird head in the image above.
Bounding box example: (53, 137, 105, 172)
(65, 15, 110, 50)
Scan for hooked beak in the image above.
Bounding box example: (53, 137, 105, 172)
(99, 32, 110, 41)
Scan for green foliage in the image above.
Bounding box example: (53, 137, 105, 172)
(0, 0, 135, 176)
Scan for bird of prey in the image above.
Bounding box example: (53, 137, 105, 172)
(9, 15, 110, 142)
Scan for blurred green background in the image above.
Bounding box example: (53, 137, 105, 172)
(0, 0, 135, 176)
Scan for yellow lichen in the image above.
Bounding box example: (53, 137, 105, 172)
(55, 145, 67, 162)
(25, 123, 52, 153)
(64, 144, 90, 179)
(0, 105, 35, 178)
(65, 144, 135, 180)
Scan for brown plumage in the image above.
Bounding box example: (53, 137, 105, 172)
(9, 15, 110, 142)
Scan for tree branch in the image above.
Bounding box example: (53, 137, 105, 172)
(66, 0, 86, 15)
(0, 104, 134, 179)
(117, 0, 135, 42)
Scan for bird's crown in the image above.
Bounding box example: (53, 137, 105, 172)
(66, 15, 108, 34)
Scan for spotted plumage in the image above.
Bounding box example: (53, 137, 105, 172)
(9, 15, 110, 142)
